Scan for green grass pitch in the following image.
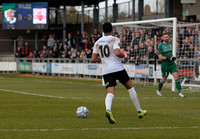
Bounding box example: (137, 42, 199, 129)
(0, 74, 200, 138)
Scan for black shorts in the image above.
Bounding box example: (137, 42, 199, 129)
(103, 69, 130, 89)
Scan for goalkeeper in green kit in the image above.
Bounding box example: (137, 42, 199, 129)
(157, 33, 184, 98)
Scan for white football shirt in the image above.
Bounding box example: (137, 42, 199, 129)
(93, 35, 124, 75)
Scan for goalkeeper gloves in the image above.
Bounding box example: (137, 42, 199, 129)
(166, 56, 176, 61)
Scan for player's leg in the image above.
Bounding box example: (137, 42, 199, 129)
(105, 87, 116, 124)
(105, 87, 115, 112)
(157, 65, 168, 96)
(171, 63, 184, 97)
(117, 69, 147, 118)
(171, 72, 184, 97)
(157, 76, 167, 96)
(123, 80, 147, 118)
(103, 73, 117, 124)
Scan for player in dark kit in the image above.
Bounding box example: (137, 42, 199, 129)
(157, 33, 184, 98)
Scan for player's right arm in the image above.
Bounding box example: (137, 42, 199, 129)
(114, 38, 128, 62)
(91, 42, 101, 63)
(91, 53, 101, 63)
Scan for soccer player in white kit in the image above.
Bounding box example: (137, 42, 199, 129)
(91, 22, 147, 124)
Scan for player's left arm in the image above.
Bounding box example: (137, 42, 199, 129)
(91, 53, 101, 63)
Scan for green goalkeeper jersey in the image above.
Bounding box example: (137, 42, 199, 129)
(157, 42, 173, 64)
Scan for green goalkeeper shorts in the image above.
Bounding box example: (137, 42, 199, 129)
(161, 61, 178, 77)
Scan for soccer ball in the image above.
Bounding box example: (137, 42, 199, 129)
(76, 106, 89, 118)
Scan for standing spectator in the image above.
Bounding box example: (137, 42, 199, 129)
(112, 27, 118, 36)
(47, 34, 55, 50)
(41, 35, 47, 47)
(134, 32, 141, 46)
(65, 33, 75, 51)
(82, 38, 91, 51)
(19, 45, 25, 57)
(17, 35, 24, 47)
(188, 44, 195, 58)
(120, 35, 128, 49)
(15, 46, 22, 57)
(130, 32, 135, 48)
(131, 45, 139, 60)
(24, 42, 31, 57)
(138, 42, 147, 60)
(75, 30, 82, 52)
(126, 45, 133, 57)
(94, 28, 100, 36)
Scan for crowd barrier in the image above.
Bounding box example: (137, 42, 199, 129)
(0, 58, 199, 81)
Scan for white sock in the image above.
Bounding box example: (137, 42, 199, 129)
(105, 93, 114, 111)
(128, 87, 142, 112)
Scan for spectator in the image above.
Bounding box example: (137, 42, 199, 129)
(112, 28, 118, 36)
(52, 47, 59, 58)
(41, 35, 47, 46)
(17, 35, 24, 47)
(47, 34, 55, 49)
(94, 28, 100, 36)
(126, 45, 133, 57)
(40, 45, 48, 54)
(49, 49, 53, 58)
(61, 45, 68, 58)
(75, 30, 82, 52)
(146, 46, 154, 59)
(40, 49, 49, 58)
(19, 45, 25, 57)
(80, 50, 87, 59)
(86, 49, 92, 58)
(65, 33, 75, 51)
(82, 38, 91, 51)
(134, 32, 141, 46)
(33, 49, 40, 58)
(138, 42, 147, 60)
(54, 39, 63, 52)
(120, 34, 128, 49)
(126, 27, 132, 44)
(66, 50, 73, 59)
(188, 44, 195, 58)
(24, 42, 31, 57)
(15, 46, 22, 57)
(28, 52, 34, 59)
(71, 48, 78, 59)
(130, 32, 135, 48)
(131, 45, 139, 60)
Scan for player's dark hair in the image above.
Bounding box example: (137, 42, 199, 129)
(162, 32, 169, 36)
(103, 22, 112, 33)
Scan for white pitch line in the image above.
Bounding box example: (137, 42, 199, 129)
(0, 126, 200, 132)
(0, 89, 199, 100)
(0, 89, 65, 99)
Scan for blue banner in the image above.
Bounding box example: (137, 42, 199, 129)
(134, 65, 149, 78)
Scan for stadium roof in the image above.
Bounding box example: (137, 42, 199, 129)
(0, 0, 104, 7)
